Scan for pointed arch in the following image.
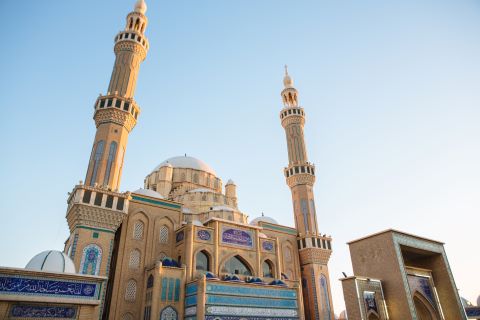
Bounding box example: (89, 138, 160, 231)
(262, 259, 274, 278)
(413, 291, 439, 320)
(195, 249, 211, 273)
(222, 255, 253, 276)
(79, 244, 102, 275)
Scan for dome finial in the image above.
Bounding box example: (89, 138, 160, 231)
(283, 65, 294, 88)
(134, 0, 147, 14)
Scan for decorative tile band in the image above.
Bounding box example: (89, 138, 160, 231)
(0, 275, 100, 300)
(185, 306, 197, 317)
(205, 316, 298, 320)
(260, 223, 297, 235)
(185, 295, 197, 307)
(206, 305, 298, 317)
(206, 294, 298, 309)
(10, 305, 77, 318)
(206, 283, 297, 299)
(131, 196, 181, 209)
(186, 283, 198, 296)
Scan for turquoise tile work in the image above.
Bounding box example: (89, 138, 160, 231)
(206, 283, 297, 299)
(206, 294, 298, 308)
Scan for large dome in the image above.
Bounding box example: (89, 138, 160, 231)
(153, 155, 216, 175)
(26, 250, 76, 274)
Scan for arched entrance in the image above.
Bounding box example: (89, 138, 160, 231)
(413, 293, 439, 320)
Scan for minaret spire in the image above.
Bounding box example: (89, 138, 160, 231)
(279, 68, 335, 320)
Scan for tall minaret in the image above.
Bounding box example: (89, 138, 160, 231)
(280, 67, 335, 320)
(64, 2, 150, 318)
(84, 0, 149, 191)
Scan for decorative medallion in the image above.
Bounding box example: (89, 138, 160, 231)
(262, 241, 274, 251)
(197, 230, 211, 241)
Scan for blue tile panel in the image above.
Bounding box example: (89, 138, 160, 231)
(206, 283, 297, 299)
(206, 294, 298, 309)
(0, 275, 100, 300)
(466, 307, 480, 317)
(174, 279, 181, 301)
(186, 283, 198, 296)
(168, 278, 175, 300)
(161, 278, 168, 301)
(10, 305, 77, 318)
(185, 295, 197, 307)
(205, 317, 296, 320)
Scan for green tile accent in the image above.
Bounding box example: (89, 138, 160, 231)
(168, 278, 175, 300)
(174, 279, 181, 301)
(131, 195, 181, 209)
(76, 225, 115, 234)
(161, 278, 168, 301)
(261, 223, 297, 235)
(92, 232, 99, 239)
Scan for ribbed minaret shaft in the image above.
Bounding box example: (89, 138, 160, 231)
(280, 67, 335, 320)
(84, 0, 149, 191)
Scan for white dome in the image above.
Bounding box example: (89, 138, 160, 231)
(192, 220, 203, 226)
(250, 215, 278, 226)
(226, 179, 235, 185)
(153, 156, 216, 175)
(133, 188, 165, 199)
(26, 250, 76, 274)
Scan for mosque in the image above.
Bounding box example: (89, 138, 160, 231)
(0, 1, 476, 320)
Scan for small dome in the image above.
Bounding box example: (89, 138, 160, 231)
(134, 0, 147, 14)
(26, 250, 76, 274)
(133, 188, 165, 199)
(192, 220, 203, 226)
(152, 156, 216, 175)
(226, 179, 235, 185)
(250, 215, 278, 226)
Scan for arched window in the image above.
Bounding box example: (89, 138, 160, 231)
(262, 260, 274, 278)
(320, 275, 332, 318)
(128, 18, 133, 29)
(159, 226, 169, 244)
(80, 244, 102, 275)
(103, 141, 117, 185)
(133, 221, 144, 240)
(125, 279, 137, 302)
(129, 249, 141, 269)
(160, 306, 178, 320)
(135, 18, 140, 31)
(224, 255, 252, 276)
(196, 250, 210, 272)
(283, 246, 292, 262)
(89, 140, 105, 186)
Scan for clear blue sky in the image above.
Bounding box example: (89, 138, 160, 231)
(1, 0, 479, 313)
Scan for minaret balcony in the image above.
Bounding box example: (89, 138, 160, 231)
(296, 235, 333, 265)
(93, 94, 140, 132)
(114, 30, 149, 53)
(65, 183, 130, 233)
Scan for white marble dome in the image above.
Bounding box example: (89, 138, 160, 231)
(250, 215, 279, 226)
(152, 156, 216, 175)
(133, 188, 165, 199)
(26, 250, 76, 274)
